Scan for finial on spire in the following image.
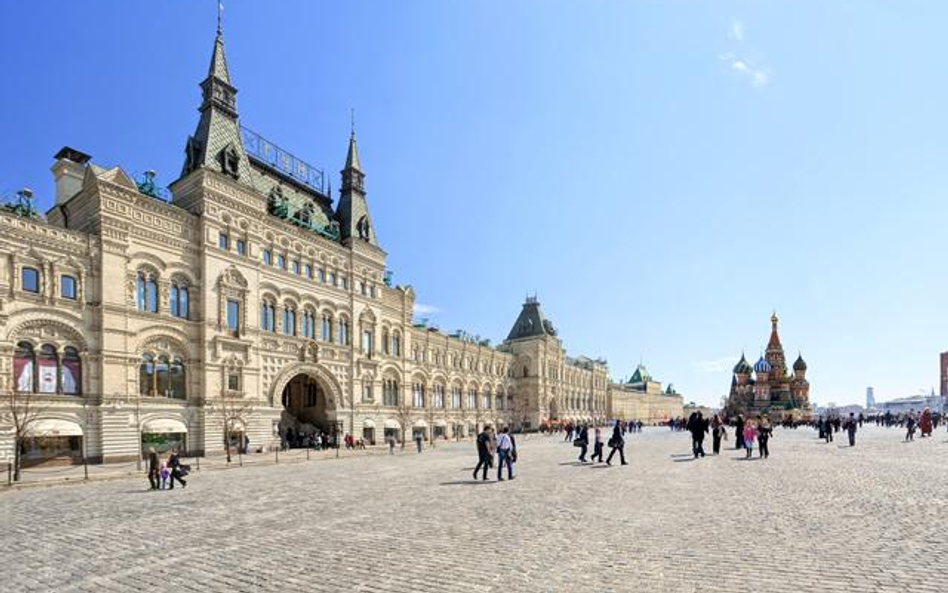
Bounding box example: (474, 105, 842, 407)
(217, 1, 224, 35)
(350, 108, 356, 138)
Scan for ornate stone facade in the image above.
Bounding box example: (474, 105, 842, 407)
(0, 26, 668, 466)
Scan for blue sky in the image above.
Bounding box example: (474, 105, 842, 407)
(2, 1, 946, 407)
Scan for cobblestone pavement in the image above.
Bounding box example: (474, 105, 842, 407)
(2, 425, 947, 593)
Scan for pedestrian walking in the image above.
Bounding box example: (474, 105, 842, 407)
(606, 421, 628, 466)
(473, 424, 493, 481)
(167, 449, 188, 489)
(591, 426, 604, 462)
(823, 417, 834, 443)
(496, 427, 515, 481)
(687, 412, 708, 459)
(757, 417, 772, 459)
(415, 432, 423, 453)
(146, 447, 160, 490)
(387, 435, 396, 455)
(905, 414, 916, 441)
(845, 412, 857, 447)
(575, 425, 589, 462)
(735, 415, 745, 450)
(742, 423, 757, 459)
(711, 415, 727, 455)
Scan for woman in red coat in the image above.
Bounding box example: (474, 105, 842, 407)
(919, 407, 933, 437)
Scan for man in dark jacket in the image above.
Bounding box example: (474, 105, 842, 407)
(473, 425, 493, 481)
(576, 425, 589, 463)
(168, 449, 187, 489)
(606, 421, 628, 465)
(735, 415, 745, 450)
(146, 447, 160, 490)
(688, 412, 709, 459)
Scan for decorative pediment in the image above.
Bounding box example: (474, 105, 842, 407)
(218, 265, 248, 289)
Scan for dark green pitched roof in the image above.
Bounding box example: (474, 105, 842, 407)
(506, 298, 556, 341)
(629, 364, 651, 384)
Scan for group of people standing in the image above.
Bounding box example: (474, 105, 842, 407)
(473, 425, 518, 481)
(731, 414, 773, 459)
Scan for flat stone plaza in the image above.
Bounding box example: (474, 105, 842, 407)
(2, 425, 946, 592)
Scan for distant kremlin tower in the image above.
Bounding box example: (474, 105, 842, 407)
(725, 313, 811, 420)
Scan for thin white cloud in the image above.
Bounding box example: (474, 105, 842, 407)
(413, 303, 440, 315)
(694, 357, 737, 373)
(728, 19, 745, 42)
(720, 20, 771, 89)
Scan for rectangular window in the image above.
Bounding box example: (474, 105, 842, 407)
(317, 269, 325, 283)
(236, 239, 246, 256)
(277, 254, 286, 270)
(362, 384, 374, 404)
(341, 276, 349, 290)
(60, 275, 77, 300)
(304, 264, 312, 279)
(227, 372, 240, 391)
(22, 267, 39, 293)
(263, 250, 272, 266)
(292, 261, 300, 275)
(328, 271, 336, 286)
(227, 299, 240, 331)
(218, 232, 229, 250)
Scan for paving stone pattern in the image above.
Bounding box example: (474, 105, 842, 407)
(2, 426, 946, 592)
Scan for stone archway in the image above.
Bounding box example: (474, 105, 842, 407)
(270, 363, 344, 447)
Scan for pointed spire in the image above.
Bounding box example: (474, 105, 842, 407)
(209, 27, 232, 85)
(345, 110, 362, 172)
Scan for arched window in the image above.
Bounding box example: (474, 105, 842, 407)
(37, 344, 58, 393)
(22, 267, 40, 293)
(260, 300, 275, 332)
(482, 387, 492, 410)
(60, 275, 77, 300)
(137, 272, 158, 313)
(140, 354, 154, 396)
(392, 332, 401, 357)
(320, 313, 334, 342)
(338, 317, 350, 345)
(412, 383, 426, 408)
(61, 347, 82, 395)
(283, 305, 296, 336)
(383, 378, 399, 406)
(451, 385, 461, 409)
(14, 341, 35, 392)
(169, 357, 186, 399)
(301, 310, 315, 339)
(382, 328, 390, 355)
(433, 384, 445, 408)
(170, 281, 189, 319)
(155, 355, 170, 397)
(467, 387, 477, 410)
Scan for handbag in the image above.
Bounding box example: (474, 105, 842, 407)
(573, 439, 586, 447)
(607, 437, 617, 448)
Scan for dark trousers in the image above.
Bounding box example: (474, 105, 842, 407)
(148, 469, 159, 490)
(497, 449, 513, 479)
(759, 437, 769, 458)
(848, 431, 856, 447)
(591, 442, 604, 462)
(578, 443, 588, 462)
(712, 433, 722, 454)
(606, 444, 626, 465)
(474, 456, 490, 480)
(692, 436, 705, 458)
(169, 468, 187, 489)
(736, 433, 744, 449)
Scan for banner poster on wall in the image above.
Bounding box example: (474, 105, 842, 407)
(62, 360, 80, 394)
(38, 359, 57, 393)
(15, 359, 33, 392)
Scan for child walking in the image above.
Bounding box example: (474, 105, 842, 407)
(742, 423, 758, 459)
(159, 462, 170, 490)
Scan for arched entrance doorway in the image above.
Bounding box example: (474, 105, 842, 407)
(280, 374, 337, 448)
